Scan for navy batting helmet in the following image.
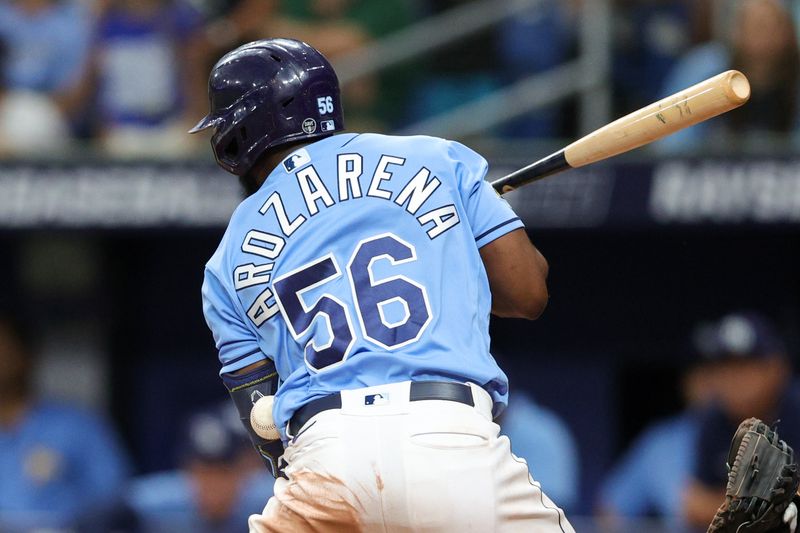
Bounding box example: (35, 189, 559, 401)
(189, 39, 344, 176)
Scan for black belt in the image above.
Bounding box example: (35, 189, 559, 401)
(288, 381, 475, 436)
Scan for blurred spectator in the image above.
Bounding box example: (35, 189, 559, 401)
(0, 0, 88, 156)
(500, 391, 580, 511)
(682, 311, 800, 527)
(613, 0, 694, 113)
(0, 313, 130, 530)
(74, 0, 207, 157)
(597, 361, 717, 530)
(267, 0, 415, 130)
(658, 0, 800, 152)
(126, 403, 274, 533)
(191, 0, 276, 53)
(407, 0, 499, 128)
(0, 0, 91, 95)
(0, 83, 72, 157)
(496, 1, 574, 138)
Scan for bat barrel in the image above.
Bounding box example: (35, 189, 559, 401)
(490, 70, 750, 195)
(723, 70, 751, 104)
(564, 70, 751, 169)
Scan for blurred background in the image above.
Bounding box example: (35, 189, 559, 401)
(1, 0, 800, 531)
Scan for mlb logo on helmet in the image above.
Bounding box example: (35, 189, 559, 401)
(321, 120, 335, 132)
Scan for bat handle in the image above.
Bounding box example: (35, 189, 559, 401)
(491, 149, 569, 194)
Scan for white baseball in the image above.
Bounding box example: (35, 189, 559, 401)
(250, 395, 281, 441)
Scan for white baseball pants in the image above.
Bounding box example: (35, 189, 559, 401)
(249, 381, 574, 533)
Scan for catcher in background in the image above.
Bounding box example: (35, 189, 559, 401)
(684, 312, 800, 527)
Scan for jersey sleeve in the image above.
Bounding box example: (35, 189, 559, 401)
(449, 141, 524, 248)
(202, 267, 267, 374)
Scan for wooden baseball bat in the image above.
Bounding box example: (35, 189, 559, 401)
(491, 70, 751, 194)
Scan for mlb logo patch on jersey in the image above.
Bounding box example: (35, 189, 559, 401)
(365, 393, 389, 406)
(283, 148, 311, 172)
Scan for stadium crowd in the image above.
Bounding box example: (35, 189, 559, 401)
(0, 0, 796, 157)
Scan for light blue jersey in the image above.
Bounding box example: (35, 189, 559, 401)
(202, 133, 524, 439)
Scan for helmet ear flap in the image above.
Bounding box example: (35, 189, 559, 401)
(223, 136, 239, 159)
(228, 127, 250, 155)
(212, 119, 258, 175)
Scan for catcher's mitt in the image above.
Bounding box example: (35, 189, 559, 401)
(708, 417, 800, 533)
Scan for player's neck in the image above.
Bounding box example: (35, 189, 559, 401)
(246, 142, 314, 194)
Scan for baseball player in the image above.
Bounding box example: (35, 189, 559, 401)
(193, 39, 570, 532)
